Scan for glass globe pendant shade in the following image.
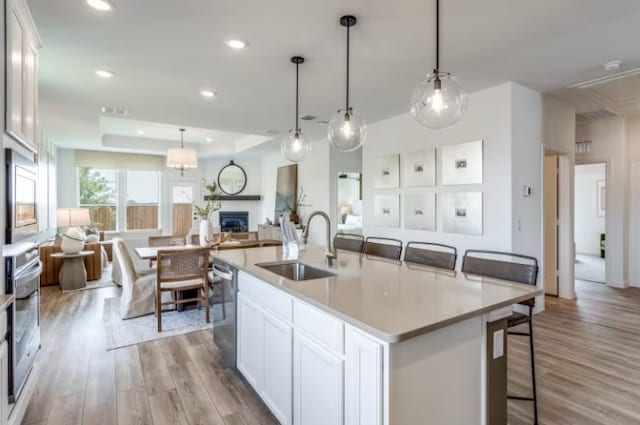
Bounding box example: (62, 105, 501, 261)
(281, 130, 311, 163)
(328, 108, 366, 152)
(410, 72, 468, 129)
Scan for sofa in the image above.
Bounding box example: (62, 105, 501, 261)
(40, 240, 104, 287)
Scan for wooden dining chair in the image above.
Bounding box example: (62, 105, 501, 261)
(404, 242, 457, 271)
(333, 233, 365, 253)
(156, 247, 210, 332)
(461, 250, 539, 424)
(363, 237, 403, 260)
(148, 235, 187, 267)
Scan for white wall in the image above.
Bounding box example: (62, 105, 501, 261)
(626, 116, 640, 287)
(260, 139, 331, 245)
(574, 164, 606, 255)
(575, 117, 627, 287)
(362, 82, 514, 258)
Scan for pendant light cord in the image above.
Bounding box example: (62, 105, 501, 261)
(295, 61, 300, 133)
(435, 0, 439, 72)
(346, 23, 350, 112)
(180, 128, 185, 149)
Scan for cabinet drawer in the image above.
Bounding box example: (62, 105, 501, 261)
(239, 272, 292, 322)
(294, 300, 344, 355)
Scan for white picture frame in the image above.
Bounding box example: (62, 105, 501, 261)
(441, 140, 483, 185)
(441, 192, 483, 235)
(402, 149, 436, 187)
(374, 195, 400, 228)
(403, 193, 436, 231)
(374, 154, 400, 189)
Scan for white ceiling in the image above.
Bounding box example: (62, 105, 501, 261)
(27, 0, 640, 155)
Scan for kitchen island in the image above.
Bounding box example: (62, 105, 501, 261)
(215, 245, 540, 425)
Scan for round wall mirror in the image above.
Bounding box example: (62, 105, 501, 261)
(217, 161, 247, 195)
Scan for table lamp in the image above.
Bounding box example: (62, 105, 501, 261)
(339, 205, 353, 224)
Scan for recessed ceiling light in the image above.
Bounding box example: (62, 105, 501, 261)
(604, 60, 622, 72)
(95, 69, 115, 79)
(200, 89, 216, 98)
(225, 39, 247, 50)
(86, 0, 115, 11)
(205, 137, 212, 142)
(137, 130, 145, 135)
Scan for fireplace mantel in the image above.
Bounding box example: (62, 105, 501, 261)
(205, 195, 262, 201)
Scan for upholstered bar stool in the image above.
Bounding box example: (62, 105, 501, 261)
(461, 250, 539, 424)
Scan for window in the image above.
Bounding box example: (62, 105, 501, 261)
(126, 170, 160, 230)
(172, 184, 194, 236)
(78, 168, 117, 231)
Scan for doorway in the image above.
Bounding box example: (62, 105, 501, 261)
(336, 172, 362, 235)
(170, 181, 197, 235)
(573, 163, 606, 283)
(543, 154, 560, 295)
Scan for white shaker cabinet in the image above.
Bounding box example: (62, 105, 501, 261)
(236, 291, 293, 425)
(293, 331, 344, 425)
(0, 341, 7, 425)
(262, 311, 293, 425)
(6, 0, 41, 152)
(237, 293, 265, 390)
(344, 327, 383, 425)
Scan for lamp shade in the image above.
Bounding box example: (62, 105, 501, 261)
(166, 148, 198, 170)
(339, 205, 353, 216)
(57, 208, 91, 227)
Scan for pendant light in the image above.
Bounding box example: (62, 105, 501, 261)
(166, 128, 198, 176)
(410, 0, 467, 129)
(281, 56, 311, 162)
(328, 15, 366, 152)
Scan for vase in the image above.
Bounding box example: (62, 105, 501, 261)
(61, 227, 86, 254)
(199, 219, 214, 246)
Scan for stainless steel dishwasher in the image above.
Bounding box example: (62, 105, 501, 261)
(211, 258, 238, 369)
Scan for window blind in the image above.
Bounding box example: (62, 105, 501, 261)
(74, 150, 165, 171)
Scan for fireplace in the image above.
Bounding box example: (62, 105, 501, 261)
(219, 211, 249, 233)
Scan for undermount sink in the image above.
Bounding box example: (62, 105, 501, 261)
(256, 261, 336, 281)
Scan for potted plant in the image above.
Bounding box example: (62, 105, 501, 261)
(194, 179, 221, 246)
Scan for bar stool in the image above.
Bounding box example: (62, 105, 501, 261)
(363, 237, 403, 260)
(461, 250, 539, 425)
(403, 241, 457, 270)
(333, 233, 364, 253)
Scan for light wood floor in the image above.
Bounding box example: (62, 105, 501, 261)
(21, 280, 640, 425)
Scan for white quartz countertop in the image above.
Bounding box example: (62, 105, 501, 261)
(215, 245, 541, 343)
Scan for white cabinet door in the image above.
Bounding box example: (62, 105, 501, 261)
(294, 331, 343, 425)
(0, 341, 8, 425)
(237, 293, 264, 391)
(22, 38, 38, 148)
(263, 310, 293, 425)
(7, 5, 25, 142)
(345, 328, 383, 425)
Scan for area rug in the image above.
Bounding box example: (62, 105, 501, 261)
(103, 297, 231, 350)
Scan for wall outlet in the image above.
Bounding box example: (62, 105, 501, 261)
(493, 329, 504, 359)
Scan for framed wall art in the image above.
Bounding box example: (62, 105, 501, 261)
(374, 154, 400, 189)
(441, 140, 483, 185)
(441, 192, 483, 235)
(403, 193, 436, 231)
(402, 149, 436, 187)
(373, 194, 400, 228)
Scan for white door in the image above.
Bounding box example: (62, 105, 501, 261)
(345, 328, 383, 425)
(544, 155, 559, 295)
(294, 331, 344, 425)
(237, 293, 264, 391)
(631, 160, 640, 286)
(169, 181, 197, 236)
(263, 311, 293, 425)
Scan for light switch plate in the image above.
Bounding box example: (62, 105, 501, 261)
(493, 329, 504, 359)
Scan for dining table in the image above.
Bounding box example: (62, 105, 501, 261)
(133, 239, 283, 261)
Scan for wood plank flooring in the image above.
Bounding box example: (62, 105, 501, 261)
(21, 280, 640, 425)
(22, 286, 277, 425)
